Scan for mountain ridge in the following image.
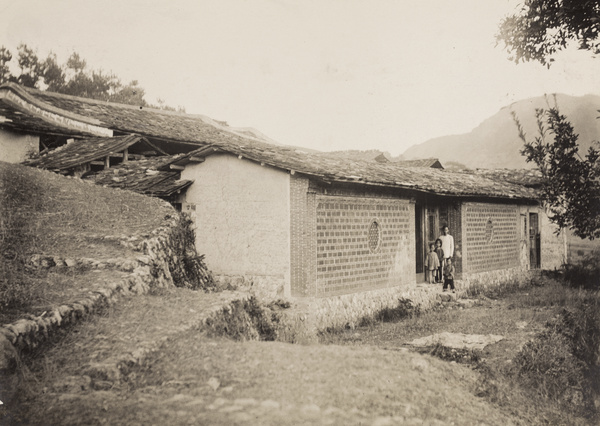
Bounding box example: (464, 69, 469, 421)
(403, 94, 600, 169)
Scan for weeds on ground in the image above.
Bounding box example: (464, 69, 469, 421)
(359, 298, 420, 328)
(204, 296, 283, 341)
(420, 343, 482, 364)
(509, 293, 600, 419)
(465, 277, 525, 299)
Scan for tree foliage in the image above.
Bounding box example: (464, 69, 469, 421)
(497, 0, 600, 66)
(513, 101, 600, 239)
(0, 43, 184, 111)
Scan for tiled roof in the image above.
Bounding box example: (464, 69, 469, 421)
(470, 168, 543, 187)
(1, 83, 272, 151)
(0, 95, 99, 137)
(180, 141, 539, 200)
(321, 150, 392, 163)
(88, 155, 193, 198)
(1, 83, 539, 201)
(24, 135, 164, 172)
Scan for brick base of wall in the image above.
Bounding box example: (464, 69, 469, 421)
(308, 284, 439, 331)
(284, 268, 534, 332)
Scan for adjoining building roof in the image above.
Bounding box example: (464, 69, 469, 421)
(396, 158, 444, 169)
(1, 83, 540, 201)
(321, 150, 393, 163)
(178, 141, 539, 200)
(88, 155, 193, 198)
(24, 135, 165, 172)
(0, 83, 276, 154)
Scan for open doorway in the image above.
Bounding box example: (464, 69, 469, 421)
(529, 212, 541, 269)
(415, 202, 440, 282)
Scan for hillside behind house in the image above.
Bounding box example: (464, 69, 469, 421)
(403, 94, 600, 169)
(0, 161, 174, 323)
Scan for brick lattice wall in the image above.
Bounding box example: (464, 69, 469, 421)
(290, 176, 316, 297)
(463, 203, 520, 273)
(315, 196, 413, 296)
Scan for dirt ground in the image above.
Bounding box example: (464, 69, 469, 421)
(4, 284, 590, 426)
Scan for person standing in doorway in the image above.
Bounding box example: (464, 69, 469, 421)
(439, 225, 454, 269)
(426, 243, 440, 284)
(443, 258, 456, 293)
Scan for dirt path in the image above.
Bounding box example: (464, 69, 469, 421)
(6, 284, 581, 425)
(10, 334, 521, 425)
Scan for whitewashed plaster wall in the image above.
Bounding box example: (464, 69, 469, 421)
(180, 154, 291, 297)
(0, 128, 38, 163)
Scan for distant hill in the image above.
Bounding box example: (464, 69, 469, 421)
(403, 94, 600, 169)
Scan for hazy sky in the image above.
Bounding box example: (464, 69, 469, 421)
(1, 0, 599, 155)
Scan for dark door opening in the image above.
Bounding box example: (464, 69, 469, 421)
(415, 202, 440, 282)
(529, 212, 541, 269)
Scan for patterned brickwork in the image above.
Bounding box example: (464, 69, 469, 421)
(290, 176, 313, 296)
(463, 203, 520, 273)
(315, 196, 413, 296)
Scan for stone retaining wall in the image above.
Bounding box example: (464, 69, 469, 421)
(0, 212, 206, 403)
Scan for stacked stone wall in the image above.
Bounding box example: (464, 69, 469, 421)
(0, 212, 211, 403)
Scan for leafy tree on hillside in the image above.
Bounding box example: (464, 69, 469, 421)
(0, 43, 184, 111)
(497, 0, 600, 66)
(498, 2, 600, 239)
(513, 102, 600, 239)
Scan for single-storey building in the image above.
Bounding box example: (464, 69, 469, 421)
(171, 140, 566, 307)
(1, 82, 567, 326)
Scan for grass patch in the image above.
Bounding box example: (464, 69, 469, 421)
(465, 276, 526, 299)
(358, 297, 420, 328)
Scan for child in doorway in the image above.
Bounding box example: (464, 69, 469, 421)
(443, 258, 456, 293)
(434, 238, 444, 283)
(426, 243, 440, 284)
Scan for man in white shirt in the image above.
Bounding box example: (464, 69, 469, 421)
(439, 225, 454, 265)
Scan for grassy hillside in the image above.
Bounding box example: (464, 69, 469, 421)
(403, 94, 600, 169)
(0, 161, 174, 323)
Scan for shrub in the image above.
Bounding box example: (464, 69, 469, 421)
(512, 296, 600, 418)
(563, 249, 600, 290)
(204, 297, 282, 341)
(167, 214, 216, 291)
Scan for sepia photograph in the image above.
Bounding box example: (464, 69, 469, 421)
(1, 0, 599, 424)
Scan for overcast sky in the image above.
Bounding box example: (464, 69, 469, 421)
(1, 0, 599, 155)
